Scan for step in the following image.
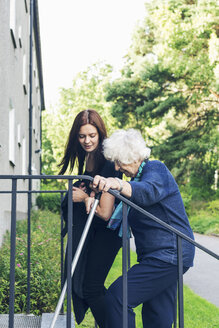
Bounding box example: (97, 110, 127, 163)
(0, 314, 41, 328)
(41, 313, 75, 328)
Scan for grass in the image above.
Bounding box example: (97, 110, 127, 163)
(76, 249, 219, 327)
(0, 209, 218, 327)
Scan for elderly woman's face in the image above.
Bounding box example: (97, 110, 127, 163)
(115, 160, 142, 178)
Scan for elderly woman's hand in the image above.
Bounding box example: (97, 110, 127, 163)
(92, 175, 132, 198)
(92, 175, 121, 192)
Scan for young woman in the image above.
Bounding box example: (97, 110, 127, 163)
(58, 109, 122, 327)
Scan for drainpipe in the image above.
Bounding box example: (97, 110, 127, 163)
(27, 0, 34, 314)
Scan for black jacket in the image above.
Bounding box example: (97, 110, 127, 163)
(61, 160, 121, 323)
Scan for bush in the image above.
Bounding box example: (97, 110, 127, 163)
(36, 193, 64, 213)
(189, 199, 219, 235)
(0, 210, 62, 315)
(179, 186, 192, 215)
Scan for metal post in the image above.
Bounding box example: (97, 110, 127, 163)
(122, 203, 128, 328)
(177, 236, 184, 328)
(127, 238, 131, 270)
(67, 180, 73, 328)
(27, 191, 31, 314)
(60, 192, 64, 315)
(50, 193, 101, 328)
(27, 0, 34, 314)
(173, 293, 177, 328)
(9, 178, 17, 328)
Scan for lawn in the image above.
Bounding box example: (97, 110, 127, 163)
(0, 209, 218, 327)
(76, 249, 219, 328)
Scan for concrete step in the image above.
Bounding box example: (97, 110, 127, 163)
(41, 313, 75, 328)
(0, 314, 41, 328)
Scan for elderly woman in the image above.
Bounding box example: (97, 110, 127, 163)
(92, 129, 195, 328)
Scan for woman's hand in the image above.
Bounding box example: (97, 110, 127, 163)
(92, 175, 120, 192)
(84, 196, 95, 214)
(92, 175, 132, 198)
(78, 182, 87, 192)
(72, 186, 88, 202)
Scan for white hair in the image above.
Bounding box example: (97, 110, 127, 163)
(103, 129, 151, 164)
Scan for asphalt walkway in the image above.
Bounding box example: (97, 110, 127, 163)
(130, 233, 219, 308)
(183, 233, 219, 308)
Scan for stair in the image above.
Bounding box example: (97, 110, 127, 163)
(0, 313, 75, 328)
(41, 313, 75, 328)
(0, 314, 41, 328)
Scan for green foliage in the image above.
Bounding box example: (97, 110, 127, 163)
(41, 62, 117, 183)
(179, 185, 192, 213)
(105, 0, 219, 195)
(188, 199, 219, 235)
(36, 193, 63, 213)
(0, 210, 61, 315)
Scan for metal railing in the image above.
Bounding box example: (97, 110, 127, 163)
(0, 174, 218, 328)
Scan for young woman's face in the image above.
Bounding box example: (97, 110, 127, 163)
(78, 124, 99, 153)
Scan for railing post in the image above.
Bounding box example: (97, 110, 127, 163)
(122, 203, 128, 328)
(67, 180, 73, 328)
(127, 237, 131, 270)
(173, 293, 177, 328)
(27, 188, 32, 314)
(9, 178, 17, 328)
(177, 236, 184, 328)
(60, 192, 64, 315)
(27, 0, 34, 313)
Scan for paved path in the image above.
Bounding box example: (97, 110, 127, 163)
(184, 233, 219, 308)
(130, 233, 219, 308)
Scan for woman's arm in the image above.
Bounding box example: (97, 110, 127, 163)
(95, 192, 115, 220)
(84, 177, 132, 221)
(83, 192, 115, 220)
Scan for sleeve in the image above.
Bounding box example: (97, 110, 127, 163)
(129, 163, 171, 208)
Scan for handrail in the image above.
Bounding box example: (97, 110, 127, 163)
(0, 174, 218, 328)
(1, 174, 218, 259)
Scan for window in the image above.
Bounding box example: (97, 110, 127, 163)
(10, 0, 17, 48)
(9, 107, 15, 166)
(22, 137, 26, 175)
(24, 0, 28, 13)
(23, 54, 27, 94)
(33, 53, 36, 78)
(33, 106, 36, 133)
(18, 26, 22, 48)
(17, 124, 21, 146)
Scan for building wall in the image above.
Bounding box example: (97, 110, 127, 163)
(0, 0, 44, 246)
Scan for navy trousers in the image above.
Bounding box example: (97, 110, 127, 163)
(104, 258, 188, 328)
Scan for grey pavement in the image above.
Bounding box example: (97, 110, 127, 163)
(41, 313, 75, 328)
(130, 233, 219, 308)
(184, 233, 219, 308)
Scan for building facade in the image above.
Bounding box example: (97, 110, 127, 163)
(0, 0, 45, 246)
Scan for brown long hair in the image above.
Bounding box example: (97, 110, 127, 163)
(58, 109, 107, 175)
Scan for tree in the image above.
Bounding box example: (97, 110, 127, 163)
(105, 0, 219, 194)
(42, 62, 117, 181)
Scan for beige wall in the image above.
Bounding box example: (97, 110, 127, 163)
(0, 0, 43, 246)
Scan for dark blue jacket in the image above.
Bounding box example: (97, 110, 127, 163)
(129, 160, 195, 267)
